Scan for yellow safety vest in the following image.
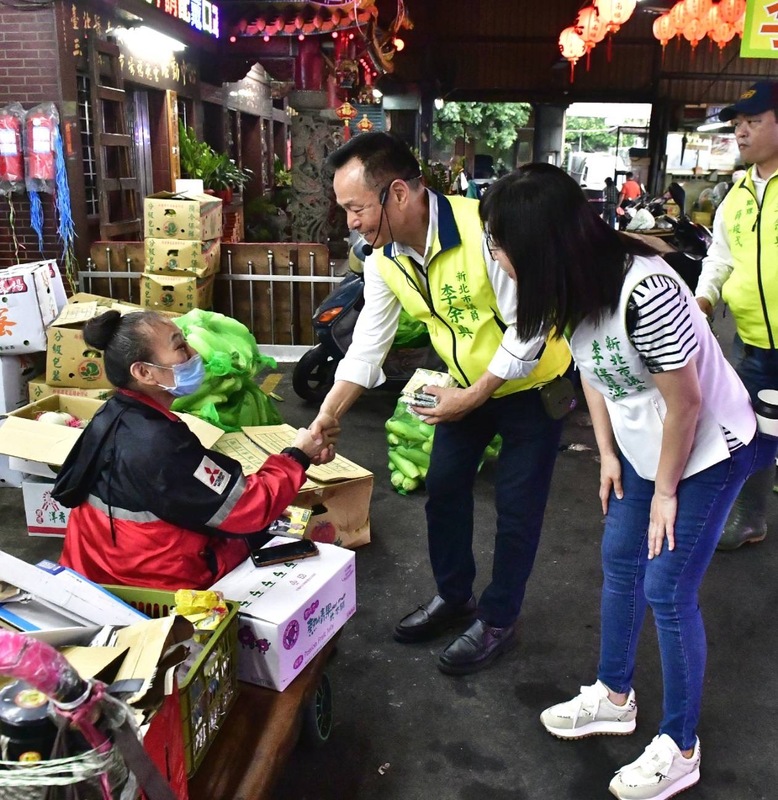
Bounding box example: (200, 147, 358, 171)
(375, 193, 570, 398)
(721, 168, 778, 348)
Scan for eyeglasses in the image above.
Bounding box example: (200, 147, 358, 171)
(485, 231, 501, 259)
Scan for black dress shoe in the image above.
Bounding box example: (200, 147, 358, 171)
(393, 594, 476, 643)
(437, 619, 517, 675)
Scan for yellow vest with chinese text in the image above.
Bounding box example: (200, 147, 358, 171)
(569, 256, 754, 480)
(720, 168, 778, 348)
(375, 193, 570, 398)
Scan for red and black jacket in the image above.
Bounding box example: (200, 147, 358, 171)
(53, 390, 308, 590)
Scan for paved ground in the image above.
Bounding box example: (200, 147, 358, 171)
(1, 314, 775, 800)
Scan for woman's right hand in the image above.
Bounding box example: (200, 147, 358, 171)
(599, 452, 623, 515)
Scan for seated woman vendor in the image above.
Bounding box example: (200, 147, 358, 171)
(53, 310, 332, 591)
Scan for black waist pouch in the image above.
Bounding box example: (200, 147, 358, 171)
(539, 376, 577, 420)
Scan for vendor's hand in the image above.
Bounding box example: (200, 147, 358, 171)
(411, 385, 478, 424)
(292, 427, 329, 461)
(647, 491, 677, 560)
(309, 411, 341, 448)
(598, 452, 623, 516)
(310, 443, 336, 466)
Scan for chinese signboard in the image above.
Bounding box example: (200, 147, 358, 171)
(741, 0, 778, 58)
(142, 0, 220, 38)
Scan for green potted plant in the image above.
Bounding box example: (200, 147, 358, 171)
(178, 123, 253, 204)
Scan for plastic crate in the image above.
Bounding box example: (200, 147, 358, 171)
(105, 585, 239, 777)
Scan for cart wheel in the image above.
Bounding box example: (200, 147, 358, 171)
(299, 672, 333, 748)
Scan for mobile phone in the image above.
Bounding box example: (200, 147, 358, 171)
(250, 539, 319, 568)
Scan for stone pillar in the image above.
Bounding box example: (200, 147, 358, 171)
(287, 90, 345, 244)
(531, 103, 568, 167)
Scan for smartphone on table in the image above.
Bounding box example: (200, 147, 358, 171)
(250, 538, 319, 568)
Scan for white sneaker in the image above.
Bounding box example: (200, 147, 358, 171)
(609, 734, 701, 800)
(540, 680, 637, 739)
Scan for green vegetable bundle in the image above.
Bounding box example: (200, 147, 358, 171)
(385, 399, 434, 495)
(391, 310, 430, 350)
(171, 309, 282, 431)
(384, 399, 502, 495)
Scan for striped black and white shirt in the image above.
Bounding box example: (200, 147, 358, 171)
(628, 273, 743, 451)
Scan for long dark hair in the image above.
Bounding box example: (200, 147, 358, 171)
(479, 163, 658, 339)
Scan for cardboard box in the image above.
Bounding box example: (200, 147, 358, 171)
(210, 541, 355, 691)
(0, 454, 23, 488)
(28, 374, 114, 403)
(0, 260, 67, 354)
(0, 353, 44, 413)
(23, 475, 69, 536)
(141, 273, 215, 313)
(144, 192, 222, 241)
(195, 422, 373, 549)
(0, 551, 148, 630)
(0, 395, 105, 478)
(145, 237, 221, 278)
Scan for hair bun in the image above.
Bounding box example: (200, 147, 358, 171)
(83, 309, 122, 351)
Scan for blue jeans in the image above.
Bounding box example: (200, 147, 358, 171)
(598, 436, 767, 750)
(425, 387, 564, 628)
(731, 334, 778, 403)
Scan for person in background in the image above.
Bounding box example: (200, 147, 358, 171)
(619, 171, 643, 207)
(52, 310, 333, 590)
(695, 80, 778, 550)
(603, 176, 619, 228)
(310, 132, 571, 675)
(481, 163, 775, 800)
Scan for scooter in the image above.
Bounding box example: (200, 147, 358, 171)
(292, 241, 444, 403)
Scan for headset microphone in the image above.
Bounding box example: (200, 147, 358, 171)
(353, 185, 390, 259)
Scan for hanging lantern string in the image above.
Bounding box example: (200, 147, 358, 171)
(53, 124, 78, 294)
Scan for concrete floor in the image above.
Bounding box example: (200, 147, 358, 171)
(1, 318, 775, 800)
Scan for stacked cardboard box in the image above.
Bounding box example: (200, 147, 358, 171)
(0, 260, 67, 489)
(141, 192, 223, 313)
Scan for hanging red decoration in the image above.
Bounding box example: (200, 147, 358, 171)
(717, 0, 746, 25)
(558, 26, 586, 82)
(709, 18, 736, 50)
(335, 101, 358, 140)
(682, 16, 708, 51)
(669, 1, 688, 37)
(683, 0, 712, 22)
(594, 0, 636, 61)
(652, 14, 676, 61)
(576, 6, 607, 70)
(356, 114, 374, 133)
(733, 11, 744, 38)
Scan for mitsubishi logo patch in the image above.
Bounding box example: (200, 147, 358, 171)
(194, 456, 229, 494)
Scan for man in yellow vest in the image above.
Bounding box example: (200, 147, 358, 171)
(310, 132, 571, 674)
(695, 81, 778, 550)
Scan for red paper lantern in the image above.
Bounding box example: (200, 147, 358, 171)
(594, 0, 637, 34)
(683, 0, 712, 22)
(733, 12, 744, 37)
(356, 114, 374, 133)
(652, 13, 676, 47)
(669, 1, 688, 37)
(576, 6, 607, 69)
(682, 16, 708, 49)
(558, 26, 586, 82)
(709, 19, 736, 49)
(717, 0, 746, 25)
(335, 101, 358, 140)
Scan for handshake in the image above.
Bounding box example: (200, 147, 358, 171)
(290, 411, 341, 466)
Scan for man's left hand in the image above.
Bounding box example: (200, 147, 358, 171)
(411, 385, 479, 424)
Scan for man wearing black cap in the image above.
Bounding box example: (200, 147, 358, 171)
(695, 81, 778, 550)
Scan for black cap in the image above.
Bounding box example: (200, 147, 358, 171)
(719, 82, 778, 122)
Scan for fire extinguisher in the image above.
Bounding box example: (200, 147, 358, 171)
(24, 104, 56, 190)
(0, 103, 24, 193)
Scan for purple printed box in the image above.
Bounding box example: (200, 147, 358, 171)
(210, 540, 356, 691)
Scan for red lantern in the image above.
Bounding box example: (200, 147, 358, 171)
(682, 16, 708, 50)
(683, 0, 712, 22)
(576, 6, 607, 70)
(558, 26, 586, 82)
(335, 101, 358, 140)
(717, 0, 746, 25)
(709, 19, 736, 50)
(733, 11, 744, 37)
(356, 114, 374, 133)
(594, 0, 637, 33)
(652, 14, 676, 61)
(669, 1, 688, 37)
